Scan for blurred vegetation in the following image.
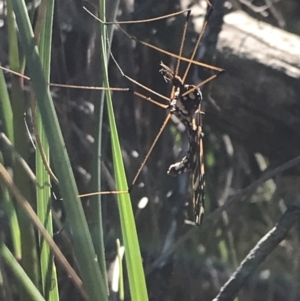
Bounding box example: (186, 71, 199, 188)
(1, 0, 300, 300)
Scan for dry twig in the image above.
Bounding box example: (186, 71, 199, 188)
(212, 197, 300, 301)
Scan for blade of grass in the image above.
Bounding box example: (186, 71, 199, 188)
(0, 163, 86, 298)
(0, 70, 21, 260)
(106, 84, 149, 301)
(34, 0, 59, 299)
(0, 241, 45, 301)
(90, 0, 120, 290)
(10, 1, 108, 300)
(103, 23, 149, 301)
(0, 152, 21, 260)
(98, 0, 149, 298)
(7, 0, 39, 290)
(89, 0, 120, 290)
(0, 69, 14, 142)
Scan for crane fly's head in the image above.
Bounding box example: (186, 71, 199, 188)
(159, 61, 183, 87)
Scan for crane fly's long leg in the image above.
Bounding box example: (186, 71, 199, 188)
(134, 91, 168, 109)
(109, 50, 170, 104)
(79, 190, 128, 198)
(83, 6, 191, 25)
(117, 26, 223, 72)
(84, 6, 222, 80)
(48, 83, 127, 91)
(80, 114, 172, 197)
(174, 11, 191, 76)
(170, 10, 191, 99)
(84, 6, 222, 72)
(1, 64, 169, 109)
(182, 0, 213, 83)
(129, 114, 171, 191)
(182, 71, 224, 98)
(0, 65, 129, 91)
(174, 11, 191, 78)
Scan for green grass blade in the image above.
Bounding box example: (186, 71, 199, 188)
(89, 0, 120, 291)
(88, 0, 114, 289)
(104, 52, 149, 301)
(35, 1, 59, 299)
(7, 0, 39, 290)
(0, 69, 14, 142)
(0, 152, 21, 260)
(0, 241, 45, 301)
(106, 87, 149, 301)
(0, 70, 21, 259)
(96, 0, 148, 299)
(10, 1, 108, 300)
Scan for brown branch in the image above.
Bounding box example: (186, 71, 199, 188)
(212, 197, 300, 301)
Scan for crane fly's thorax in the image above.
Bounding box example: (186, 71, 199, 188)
(169, 84, 202, 122)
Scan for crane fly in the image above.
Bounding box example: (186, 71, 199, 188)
(96, 0, 223, 225)
(1, 0, 223, 225)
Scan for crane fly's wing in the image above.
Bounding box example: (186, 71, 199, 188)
(191, 109, 205, 226)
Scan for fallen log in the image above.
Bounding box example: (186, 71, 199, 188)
(207, 10, 300, 161)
